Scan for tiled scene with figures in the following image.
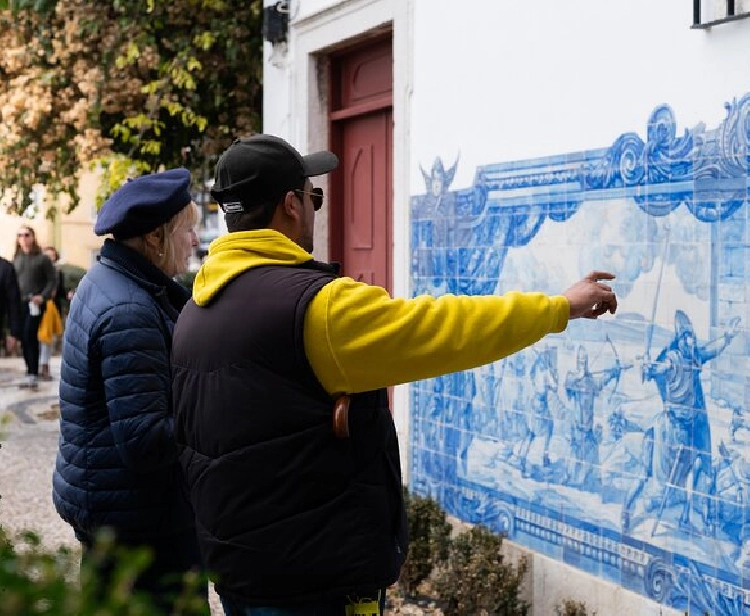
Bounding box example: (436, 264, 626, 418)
(410, 94, 750, 615)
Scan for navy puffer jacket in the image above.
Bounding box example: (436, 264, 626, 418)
(53, 239, 194, 541)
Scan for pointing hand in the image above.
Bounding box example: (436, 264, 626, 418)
(562, 271, 618, 320)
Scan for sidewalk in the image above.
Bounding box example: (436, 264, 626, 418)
(0, 355, 63, 428)
(0, 355, 74, 549)
(0, 355, 226, 615)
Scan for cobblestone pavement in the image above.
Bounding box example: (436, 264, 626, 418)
(0, 356, 225, 615)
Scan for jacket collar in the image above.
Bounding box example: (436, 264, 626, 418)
(98, 239, 190, 318)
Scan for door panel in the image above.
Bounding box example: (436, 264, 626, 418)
(336, 38, 393, 111)
(341, 110, 391, 290)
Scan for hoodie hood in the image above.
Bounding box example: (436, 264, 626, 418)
(192, 229, 313, 306)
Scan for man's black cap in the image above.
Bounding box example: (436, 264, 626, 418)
(210, 134, 339, 213)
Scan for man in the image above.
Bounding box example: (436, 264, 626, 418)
(564, 345, 620, 491)
(518, 346, 559, 477)
(621, 310, 740, 536)
(171, 134, 618, 615)
(0, 255, 22, 356)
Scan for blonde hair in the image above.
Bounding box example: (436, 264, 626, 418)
(123, 202, 200, 274)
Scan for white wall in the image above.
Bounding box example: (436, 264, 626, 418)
(411, 0, 750, 190)
(406, 2, 750, 614)
(292, 0, 341, 21)
(263, 0, 294, 141)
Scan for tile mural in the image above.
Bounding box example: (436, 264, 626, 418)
(409, 94, 750, 615)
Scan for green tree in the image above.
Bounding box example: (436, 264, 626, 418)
(0, 0, 262, 217)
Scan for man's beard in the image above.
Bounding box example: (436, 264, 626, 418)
(299, 231, 314, 253)
(299, 207, 314, 253)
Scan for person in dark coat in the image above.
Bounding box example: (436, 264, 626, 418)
(13, 225, 55, 389)
(52, 168, 205, 613)
(0, 255, 22, 356)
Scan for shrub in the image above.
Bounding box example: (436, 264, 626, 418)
(58, 263, 87, 316)
(176, 270, 198, 292)
(556, 599, 596, 616)
(399, 489, 452, 595)
(432, 525, 529, 616)
(0, 526, 207, 615)
(59, 264, 86, 295)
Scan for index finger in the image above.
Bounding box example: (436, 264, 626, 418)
(585, 271, 616, 282)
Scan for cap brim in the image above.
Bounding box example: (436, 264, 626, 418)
(302, 151, 339, 177)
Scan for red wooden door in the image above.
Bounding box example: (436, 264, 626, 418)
(339, 111, 392, 289)
(330, 36, 393, 291)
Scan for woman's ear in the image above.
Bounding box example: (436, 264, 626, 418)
(143, 228, 163, 253)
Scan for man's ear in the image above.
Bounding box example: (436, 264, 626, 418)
(280, 190, 299, 220)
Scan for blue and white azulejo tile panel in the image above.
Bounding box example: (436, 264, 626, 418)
(409, 94, 750, 615)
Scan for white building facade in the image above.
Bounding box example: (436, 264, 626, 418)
(260, 1, 750, 613)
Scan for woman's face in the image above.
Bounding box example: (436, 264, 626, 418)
(169, 218, 199, 277)
(17, 227, 34, 253)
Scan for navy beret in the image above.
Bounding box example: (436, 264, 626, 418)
(95, 168, 193, 239)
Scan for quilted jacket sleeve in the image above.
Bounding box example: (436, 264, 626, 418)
(95, 302, 176, 473)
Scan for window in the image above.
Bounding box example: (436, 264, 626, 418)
(693, 0, 750, 28)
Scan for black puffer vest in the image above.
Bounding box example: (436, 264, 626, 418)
(172, 261, 407, 606)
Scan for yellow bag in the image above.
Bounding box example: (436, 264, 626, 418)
(38, 300, 63, 344)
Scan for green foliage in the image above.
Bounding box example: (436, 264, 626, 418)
(94, 155, 152, 211)
(6, 0, 57, 10)
(59, 263, 86, 292)
(58, 263, 86, 314)
(95, 0, 264, 196)
(395, 493, 531, 613)
(399, 488, 452, 594)
(175, 270, 198, 292)
(431, 525, 530, 616)
(0, 526, 207, 615)
(0, 0, 263, 216)
(556, 599, 596, 616)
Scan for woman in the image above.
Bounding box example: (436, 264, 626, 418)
(52, 168, 205, 613)
(13, 225, 56, 390)
(43, 246, 67, 313)
(38, 245, 66, 380)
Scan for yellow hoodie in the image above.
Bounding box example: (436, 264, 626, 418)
(193, 229, 570, 395)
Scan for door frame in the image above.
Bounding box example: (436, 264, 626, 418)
(290, 0, 413, 480)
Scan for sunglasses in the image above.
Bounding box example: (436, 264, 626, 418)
(294, 187, 324, 211)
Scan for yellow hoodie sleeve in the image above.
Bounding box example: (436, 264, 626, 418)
(303, 277, 570, 395)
